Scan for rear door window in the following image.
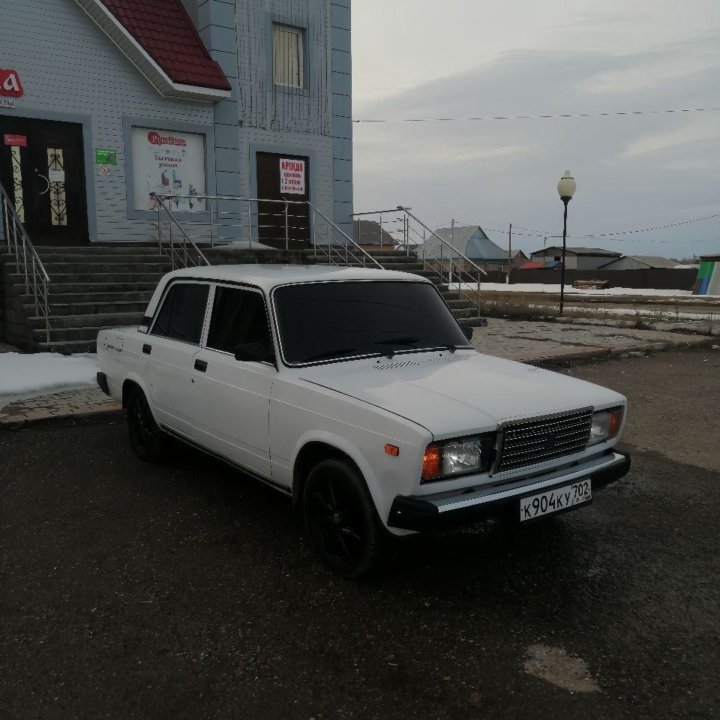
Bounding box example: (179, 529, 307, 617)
(151, 282, 209, 345)
(206, 285, 274, 359)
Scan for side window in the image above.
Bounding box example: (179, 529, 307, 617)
(206, 286, 274, 359)
(151, 282, 209, 345)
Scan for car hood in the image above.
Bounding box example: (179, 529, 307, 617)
(298, 350, 625, 437)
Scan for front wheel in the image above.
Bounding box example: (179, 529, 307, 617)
(126, 386, 166, 462)
(303, 459, 388, 578)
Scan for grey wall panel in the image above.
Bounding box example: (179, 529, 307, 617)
(0, 0, 214, 242)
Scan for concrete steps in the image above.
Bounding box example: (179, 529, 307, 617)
(1, 245, 170, 353)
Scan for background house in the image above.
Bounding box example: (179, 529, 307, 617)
(600, 255, 679, 270)
(424, 225, 508, 271)
(353, 219, 396, 251)
(530, 246, 621, 270)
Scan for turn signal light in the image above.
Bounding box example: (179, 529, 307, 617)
(421, 444, 442, 481)
(385, 444, 400, 457)
(608, 408, 623, 438)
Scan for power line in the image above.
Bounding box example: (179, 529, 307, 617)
(354, 106, 720, 124)
(448, 210, 720, 243)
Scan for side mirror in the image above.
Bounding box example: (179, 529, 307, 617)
(234, 342, 272, 363)
(461, 325, 474, 341)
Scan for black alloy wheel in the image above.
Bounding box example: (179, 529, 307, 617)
(303, 458, 387, 578)
(126, 387, 166, 462)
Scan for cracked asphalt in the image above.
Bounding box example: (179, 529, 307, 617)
(1, 349, 719, 719)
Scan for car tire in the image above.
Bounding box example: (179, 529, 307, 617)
(303, 458, 388, 578)
(126, 386, 166, 462)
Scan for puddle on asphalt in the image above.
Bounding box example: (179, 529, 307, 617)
(524, 644, 600, 693)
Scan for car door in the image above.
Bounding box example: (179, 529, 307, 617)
(146, 280, 210, 437)
(189, 284, 276, 478)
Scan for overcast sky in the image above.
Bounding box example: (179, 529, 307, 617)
(351, 0, 720, 259)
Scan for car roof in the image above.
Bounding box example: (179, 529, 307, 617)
(164, 263, 429, 291)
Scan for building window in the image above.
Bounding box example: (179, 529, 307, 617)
(130, 127, 207, 213)
(273, 24, 304, 88)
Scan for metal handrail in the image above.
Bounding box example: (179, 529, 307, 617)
(152, 194, 211, 269)
(151, 193, 383, 270)
(352, 205, 486, 316)
(0, 182, 51, 343)
(398, 206, 488, 277)
(308, 202, 383, 269)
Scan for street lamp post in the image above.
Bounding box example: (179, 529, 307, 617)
(556, 170, 576, 314)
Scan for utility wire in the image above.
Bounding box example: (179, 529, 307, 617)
(481, 210, 720, 240)
(354, 106, 720, 124)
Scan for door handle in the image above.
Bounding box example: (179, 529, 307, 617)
(142, 343, 152, 355)
(194, 359, 208, 373)
(34, 169, 50, 196)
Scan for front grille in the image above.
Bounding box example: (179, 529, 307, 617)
(496, 408, 593, 472)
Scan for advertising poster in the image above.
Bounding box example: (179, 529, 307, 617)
(279, 158, 306, 195)
(132, 127, 206, 212)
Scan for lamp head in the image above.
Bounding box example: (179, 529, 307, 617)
(557, 170, 576, 203)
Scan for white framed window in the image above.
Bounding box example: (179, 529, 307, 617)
(273, 23, 304, 88)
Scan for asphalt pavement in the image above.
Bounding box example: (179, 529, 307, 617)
(1, 349, 718, 719)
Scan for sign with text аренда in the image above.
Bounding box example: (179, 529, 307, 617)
(279, 158, 306, 195)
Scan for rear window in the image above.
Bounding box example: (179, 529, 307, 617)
(273, 281, 469, 365)
(151, 282, 209, 345)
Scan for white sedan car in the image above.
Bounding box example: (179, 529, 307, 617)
(97, 265, 630, 577)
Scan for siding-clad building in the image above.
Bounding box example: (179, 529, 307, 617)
(0, 0, 353, 246)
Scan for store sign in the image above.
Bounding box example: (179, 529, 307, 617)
(131, 127, 206, 213)
(3, 133, 27, 147)
(0, 69, 24, 98)
(279, 158, 306, 195)
(95, 148, 118, 165)
(0, 98, 15, 109)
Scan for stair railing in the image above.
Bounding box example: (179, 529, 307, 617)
(151, 193, 382, 270)
(352, 206, 487, 315)
(1, 182, 51, 343)
(309, 203, 383, 269)
(152, 194, 211, 270)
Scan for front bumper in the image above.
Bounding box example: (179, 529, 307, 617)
(388, 450, 630, 531)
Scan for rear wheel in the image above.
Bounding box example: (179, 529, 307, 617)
(126, 386, 166, 462)
(303, 459, 388, 578)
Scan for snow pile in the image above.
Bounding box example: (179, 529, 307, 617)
(0, 352, 99, 396)
(472, 283, 693, 297)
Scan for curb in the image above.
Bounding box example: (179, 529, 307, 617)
(0, 405, 122, 431)
(532, 336, 717, 369)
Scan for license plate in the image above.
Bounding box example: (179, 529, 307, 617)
(519, 480, 592, 522)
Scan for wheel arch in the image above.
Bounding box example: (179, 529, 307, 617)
(291, 436, 377, 510)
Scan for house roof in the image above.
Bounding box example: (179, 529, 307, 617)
(353, 220, 396, 247)
(75, 0, 231, 100)
(519, 260, 545, 270)
(601, 255, 679, 269)
(424, 226, 507, 261)
(531, 246, 621, 258)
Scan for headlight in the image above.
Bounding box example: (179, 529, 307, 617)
(422, 434, 495, 483)
(589, 407, 624, 446)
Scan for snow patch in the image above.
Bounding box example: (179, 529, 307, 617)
(0, 352, 99, 398)
(470, 283, 693, 297)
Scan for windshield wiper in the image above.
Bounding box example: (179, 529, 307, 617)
(302, 347, 359, 363)
(374, 336, 421, 359)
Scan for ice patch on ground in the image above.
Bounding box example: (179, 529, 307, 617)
(0, 352, 98, 400)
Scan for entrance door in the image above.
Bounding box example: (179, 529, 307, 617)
(256, 152, 310, 249)
(0, 116, 88, 245)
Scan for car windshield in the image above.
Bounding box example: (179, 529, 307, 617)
(273, 281, 471, 365)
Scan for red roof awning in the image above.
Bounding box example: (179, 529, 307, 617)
(99, 0, 231, 91)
